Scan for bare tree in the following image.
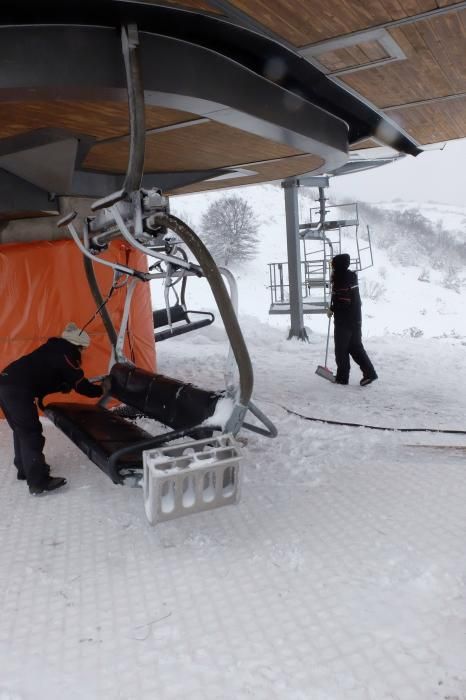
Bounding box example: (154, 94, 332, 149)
(418, 268, 431, 283)
(200, 195, 259, 266)
(442, 265, 464, 293)
(359, 278, 386, 301)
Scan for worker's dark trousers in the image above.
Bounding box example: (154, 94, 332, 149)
(334, 323, 376, 383)
(0, 384, 48, 487)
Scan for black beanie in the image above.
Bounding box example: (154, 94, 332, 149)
(332, 254, 350, 270)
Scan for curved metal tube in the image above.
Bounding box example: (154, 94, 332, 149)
(121, 24, 145, 192)
(218, 266, 239, 395)
(111, 206, 194, 271)
(83, 255, 119, 352)
(114, 277, 139, 365)
(108, 425, 222, 483)
(67, 220, 140, 277)
(152, 213, 254, 412)
(242, 400, 278, 438)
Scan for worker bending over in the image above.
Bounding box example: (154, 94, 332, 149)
(0, 322, 105, 495)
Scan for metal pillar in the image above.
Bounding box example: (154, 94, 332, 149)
(283, 179, 307, 341)
(318, 186, 327, 224)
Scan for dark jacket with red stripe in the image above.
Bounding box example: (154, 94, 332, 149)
(0, 338, 102, 400)
(330, 255, 362, 326)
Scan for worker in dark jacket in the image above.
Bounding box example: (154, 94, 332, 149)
(0, 322, 104, 495)
(329, 254, 378, 386)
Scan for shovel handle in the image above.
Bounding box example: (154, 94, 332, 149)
(324, 315, 332, 367)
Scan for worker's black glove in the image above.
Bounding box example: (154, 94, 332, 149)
(100, 375, 112, 396)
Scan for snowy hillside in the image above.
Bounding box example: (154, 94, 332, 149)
(371, 200, 466, 240)
(163, 184, 466, 340)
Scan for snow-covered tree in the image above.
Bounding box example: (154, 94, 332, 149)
(200, 195, 259, 267)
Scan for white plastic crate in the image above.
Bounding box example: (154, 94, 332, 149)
(143, 434, 242, 525)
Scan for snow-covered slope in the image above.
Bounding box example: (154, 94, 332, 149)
(164, 184, 466, 339)
(374, 200, 466, 238)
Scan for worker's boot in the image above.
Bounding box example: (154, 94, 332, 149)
(29, 476, 67, 496)
(360, 373, 378, 386)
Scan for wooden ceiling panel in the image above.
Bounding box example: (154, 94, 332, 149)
(168, 154, 324, 194)
(226, 0, 437, 47)
(318, 41, 390, 72)
(339, 10, 466, 107)
(386, 96, 466, 143)
(132, 0, 222, 11)
(84, 121, 304, 173)
(0, 101, 200, 140)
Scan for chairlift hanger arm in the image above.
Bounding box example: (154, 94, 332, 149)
(150, 213, 254, 421)
(242, 400, 278, 438)
(87, 194, 200, 274)
(147, 269, 200, 281)
(57, 212, 150, 281)
(121, 23, 145, 193)
(109, 202, 202, 275)
(114, 277, 139, 366)
(217, 266, 239, 395)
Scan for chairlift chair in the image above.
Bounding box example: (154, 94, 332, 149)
(152, 247, 215, 342)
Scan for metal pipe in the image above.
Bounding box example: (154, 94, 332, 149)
(121, 24, 145, 193)
(83, 255, 119, 353)
(107, 426, 215, 484)
(150, 213, 254, 414)
(113, 277, 139, 367)
(111, 205, 195, 271)
(218, 266, 239, 395)
(66, 220, 142, 278)
(242, 400, 278, 438)
(318, 186, 327, 225)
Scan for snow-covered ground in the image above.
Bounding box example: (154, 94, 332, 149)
(1, 185, 466, 700)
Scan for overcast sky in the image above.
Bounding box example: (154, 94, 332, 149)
(330, 137, 466, 207)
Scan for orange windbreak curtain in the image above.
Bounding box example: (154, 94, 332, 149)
(0, 239, 155, 413)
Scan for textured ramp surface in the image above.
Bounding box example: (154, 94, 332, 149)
(0, 415, 465, 699)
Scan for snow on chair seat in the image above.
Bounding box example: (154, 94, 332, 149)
(110, 363, 221, 430)
(143, 434, 242, 525)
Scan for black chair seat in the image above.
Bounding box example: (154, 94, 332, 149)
(153, 304, 214, 342)
(45, 402, 153, 483)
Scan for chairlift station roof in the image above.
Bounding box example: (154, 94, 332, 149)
(0, 0, 465, 220)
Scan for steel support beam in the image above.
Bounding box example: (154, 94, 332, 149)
(283, 179, 307, 341)
(0, 168, 56, 216)
(0, 2, 421, 154)
(0, 138, 79, 194)
(0, 26, 348, 172)
(0, 24, 350, 216)
(70, 168, 231, 199)
(285, 175, 330, 189)
(329, 157, 401, 176)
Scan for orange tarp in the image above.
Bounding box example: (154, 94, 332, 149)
(0, 238, 155, 412)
